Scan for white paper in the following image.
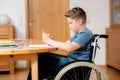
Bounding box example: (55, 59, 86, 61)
(28, 44, 52, 48)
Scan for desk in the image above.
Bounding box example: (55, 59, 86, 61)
(0, 39, 57, 80)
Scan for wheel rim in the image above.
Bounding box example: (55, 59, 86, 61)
(54, 62, 109, 80)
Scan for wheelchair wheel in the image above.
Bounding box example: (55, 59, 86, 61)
(54, 62, 109, 80)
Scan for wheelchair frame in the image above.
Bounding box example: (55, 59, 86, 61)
(54, 34, 109, 80)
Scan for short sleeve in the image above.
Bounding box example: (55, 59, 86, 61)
(72, 32, 93, 47)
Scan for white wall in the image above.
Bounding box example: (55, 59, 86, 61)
(0, 0, 109, 66)
(0, 0, 26, 68)
(0, 0, 25, 39)
(70, 0, 110, 65)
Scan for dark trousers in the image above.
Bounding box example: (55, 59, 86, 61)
(27, 52, 71, 80)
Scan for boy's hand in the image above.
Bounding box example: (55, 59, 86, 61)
(42, 32, 50, 43)
(41, 32, 53, 44)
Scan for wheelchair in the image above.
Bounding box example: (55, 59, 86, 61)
(53, 34, 109, 80)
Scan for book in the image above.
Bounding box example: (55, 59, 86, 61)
(28, 44, 52, 48)
(0, 40, 15, 46)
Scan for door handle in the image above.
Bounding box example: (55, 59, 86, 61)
(28, 19, 36, 26)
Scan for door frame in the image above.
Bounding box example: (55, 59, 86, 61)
(25, 0, 29, 39)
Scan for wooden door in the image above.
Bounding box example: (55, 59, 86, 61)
(26, 0, 69, 42)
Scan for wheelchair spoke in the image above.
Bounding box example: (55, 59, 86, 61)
(59, 67, 92, 80)
(54, 62, 109, 80)
(84, 68, 92, 80)
(81, 67, 91, 80)
(56, 68, 106, 80)
(82, 67, 86, 80)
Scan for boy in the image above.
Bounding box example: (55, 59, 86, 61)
(28, 7, 93, 80)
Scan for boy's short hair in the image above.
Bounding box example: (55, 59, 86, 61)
(65, 7, 87, 24)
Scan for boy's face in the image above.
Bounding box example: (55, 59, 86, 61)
(67, 17, 82, 33)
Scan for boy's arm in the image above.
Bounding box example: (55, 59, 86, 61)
(65, 40, 70, 43)
(42, 32, 81, 55)
(48, 39, 81, 54)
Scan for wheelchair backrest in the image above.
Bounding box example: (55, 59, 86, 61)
(89, 34, 108, 62)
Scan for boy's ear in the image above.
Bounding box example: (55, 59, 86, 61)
(78, 19, 83, 25)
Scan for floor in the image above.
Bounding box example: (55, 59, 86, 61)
(0, 69, 29, 80)
(102, 66, 120, 80)
(0, 66, 120, 80)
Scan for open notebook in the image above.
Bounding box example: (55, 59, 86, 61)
(28, 44, 53, 48)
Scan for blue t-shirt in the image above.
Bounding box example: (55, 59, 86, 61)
(68, 28, 93, 61)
